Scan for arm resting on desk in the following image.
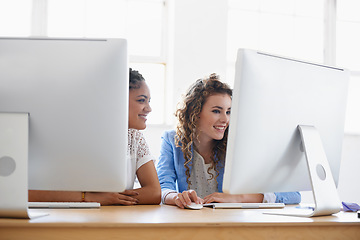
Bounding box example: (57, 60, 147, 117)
(28, 162, 161, 205)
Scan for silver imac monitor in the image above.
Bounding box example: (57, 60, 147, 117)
(0, 37, 128, 193)
(223, 49, 349, 217)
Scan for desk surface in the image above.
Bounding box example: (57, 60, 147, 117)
(1, 205, 360, 240)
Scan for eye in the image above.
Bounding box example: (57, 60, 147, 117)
(226, 110, 231, 115)
(137, 98, 146, 103)
(212, 109, 220, 114)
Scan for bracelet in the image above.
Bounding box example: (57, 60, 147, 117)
(81, 192, 86, 202)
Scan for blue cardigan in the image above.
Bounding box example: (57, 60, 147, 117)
(156, 130, 301, 204)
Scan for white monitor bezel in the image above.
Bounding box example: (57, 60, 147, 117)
(0, 37, 128, 192)
(223, 49, 349, 195)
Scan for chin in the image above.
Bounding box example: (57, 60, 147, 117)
(137, 123, 147, 130)
(213, 133, 225, 140)
(129, 122, 146, 130)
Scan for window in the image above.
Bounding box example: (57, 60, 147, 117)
(337, 0, 360, 134)
(227, 0, 360, 133)
(0, 0, 32, 36)
(337, 0, 360, 70)
(227, 0, 324, 83)
(0, 0, 167, 124)
(46, 0, 167, 124)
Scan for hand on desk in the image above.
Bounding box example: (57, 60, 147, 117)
(203, 192, 264, 204)
(165, 191, 264, 208)
(85, 190, 139, 206)
(172, 190, 204, 209)
(203, 192, 235, 204)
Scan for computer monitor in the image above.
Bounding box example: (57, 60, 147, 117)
(0, 37, 128, 193)
(223, 49, 349, 217)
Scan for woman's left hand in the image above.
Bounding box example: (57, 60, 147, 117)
(203, 192, 236, 204)
(203, 192, 264, 204)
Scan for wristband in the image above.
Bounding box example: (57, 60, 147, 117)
(81, 192, 86, 202)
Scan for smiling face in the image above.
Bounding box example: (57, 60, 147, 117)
(196, 93, 232, 143)
(128, 81, 152, 130)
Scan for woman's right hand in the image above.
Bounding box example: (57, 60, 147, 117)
(173, 190, 203, 209)
(85, 190, 139, 206)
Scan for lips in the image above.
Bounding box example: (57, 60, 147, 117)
(214, 126, 226, 131)
(139, 114, 148, 120)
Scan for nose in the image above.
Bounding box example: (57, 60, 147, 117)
(220, 112, 229, 123)
(145, 102, 152, 113)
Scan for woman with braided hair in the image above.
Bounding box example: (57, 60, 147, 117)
(29, 69, 161, 205)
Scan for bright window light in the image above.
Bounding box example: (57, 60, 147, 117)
(337, 0, 360, 134)
(227, 0, 323, 66)
(0, 0, 32, 37)
(46, 0, 167, 124)
(227, 0, 359, 134)
(337, 0, 360, 70)
(47, 0, 164, 57)
(227, 0, 324, 85)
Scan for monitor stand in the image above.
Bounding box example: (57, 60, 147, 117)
(266, 125, 341, 217)
(0, 113, 45, 219)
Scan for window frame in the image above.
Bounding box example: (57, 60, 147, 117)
(227, 0, 360, 134)
(30, 0, 170, 125)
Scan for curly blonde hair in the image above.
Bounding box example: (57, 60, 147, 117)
(175, 73, 232, 189)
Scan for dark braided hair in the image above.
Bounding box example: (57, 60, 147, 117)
(129, 68, 145, 89)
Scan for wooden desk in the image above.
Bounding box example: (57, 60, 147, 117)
(1, 205, 359, 240)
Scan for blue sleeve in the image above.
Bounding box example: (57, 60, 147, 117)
(275, 192, 301, 204)
(156, 131, 178, 192)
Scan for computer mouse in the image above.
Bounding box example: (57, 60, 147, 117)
(185, 203, 203, 210)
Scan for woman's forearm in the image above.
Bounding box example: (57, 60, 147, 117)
(236, 193, 264, 203)
(28, 190, 82, 202)
(133, 186, 161, 205)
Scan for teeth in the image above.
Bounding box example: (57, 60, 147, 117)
(214, 126, 225, 130)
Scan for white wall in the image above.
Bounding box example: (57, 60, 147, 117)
(144, 0, 229, 161)
(144, 0, 360, 205)
(171, 0, 228, 112)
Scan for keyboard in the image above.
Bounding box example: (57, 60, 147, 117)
(28, 202, 100, 209)
(202, 202, 285, 209)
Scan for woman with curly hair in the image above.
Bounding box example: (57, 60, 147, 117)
(156, 73, 300, 209)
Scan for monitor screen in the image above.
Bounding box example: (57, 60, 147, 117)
(223, 49, 349, 195)
(0, 37, 128, 192)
